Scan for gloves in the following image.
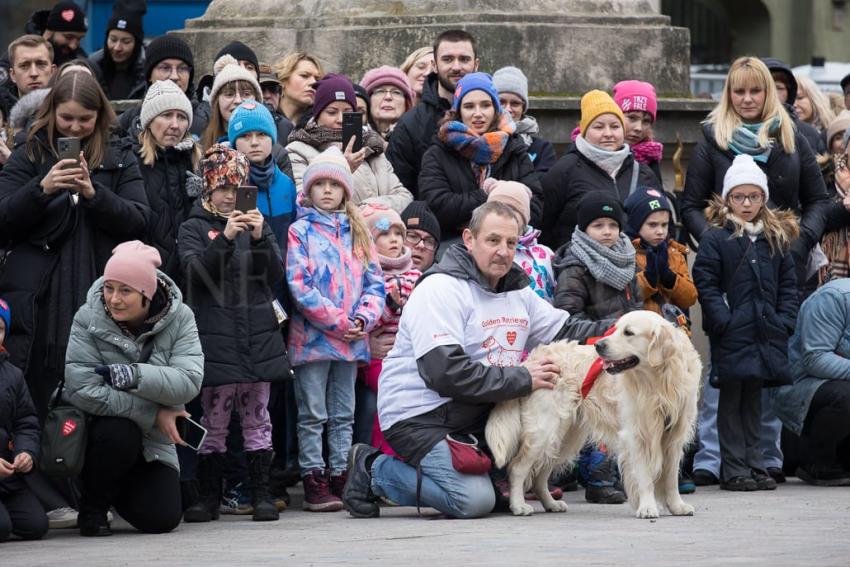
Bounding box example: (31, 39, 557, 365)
(653, 241, 677, 289)
(641, 241, 658, 286)
(94, 364, 138, 390)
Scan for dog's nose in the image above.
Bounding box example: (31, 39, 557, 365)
(594, 340, 606, 355)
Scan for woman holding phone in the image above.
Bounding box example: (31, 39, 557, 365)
(286, 74, 412, 213)
(63, 241, 204, 536)
(0, 70, 149, 419)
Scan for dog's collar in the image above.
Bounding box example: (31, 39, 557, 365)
(581, 357, 605, 398)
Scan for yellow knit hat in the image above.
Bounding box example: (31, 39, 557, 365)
(579, 90, 625, 135)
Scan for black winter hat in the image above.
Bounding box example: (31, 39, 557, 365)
(215, 41, 259, 79)
(841, 72, 850, 93)
(107, 0, 147, 44)
(144, 35, 194, 90)
(577, 192, 624, 232)
(401, 201, 441, 243)
(623, 186, 672, 239)
(46, 1, 88, 33)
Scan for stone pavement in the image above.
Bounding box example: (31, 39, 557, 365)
(4, 479, 850, 566)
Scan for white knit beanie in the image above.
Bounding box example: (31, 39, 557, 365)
(140, 80, 193, 132)
(722, 154, 769, 202)
(209, 54, 262, 103)
(492, 66, 529, 109)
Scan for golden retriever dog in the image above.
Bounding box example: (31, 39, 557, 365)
(485, 310, 702, 519)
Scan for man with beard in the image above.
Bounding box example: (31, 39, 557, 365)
(386, 29, 479, 198)
(0, 1, 87, 99)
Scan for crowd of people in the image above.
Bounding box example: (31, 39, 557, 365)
(2, 0, 850, 541)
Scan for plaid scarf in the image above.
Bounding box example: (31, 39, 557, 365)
(569, 227, 636, 291)
(439, 112, 516, 187)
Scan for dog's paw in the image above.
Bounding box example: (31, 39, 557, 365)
(635, 503, 660, 519)
(668, 501, 695, 516)
(510, 503, 535, 516)
(544, 500, 568, 513)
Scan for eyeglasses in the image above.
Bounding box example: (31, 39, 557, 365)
(154, 64, 191, 77)
(406, 232, 438, 251)
(729, 193, 764, 204)
(372, 87, 405, 100)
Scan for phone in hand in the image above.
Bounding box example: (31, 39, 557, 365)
(235, 185, 258, 213)
(57, 137, 81, 168)
(342, 112, 363, 153)
(175, 416, 208, 451)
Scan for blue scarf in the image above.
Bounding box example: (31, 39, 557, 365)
(248, 156, 276, 190)
(728, 117, 780, 163)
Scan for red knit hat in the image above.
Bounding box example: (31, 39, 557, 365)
(103, 241, 162, 300)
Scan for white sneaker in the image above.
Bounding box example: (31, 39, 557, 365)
(107, 510, 114, 523)
(47, 507, 78, 529)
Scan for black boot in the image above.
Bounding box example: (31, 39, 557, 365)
(246, 449, 279, 521)
(183, 452, 225, 522)
(342, 443, 380, 518)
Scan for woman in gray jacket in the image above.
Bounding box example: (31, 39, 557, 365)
(63, 241, 204, 537)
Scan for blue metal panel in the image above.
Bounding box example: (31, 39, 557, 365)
(84, 0, 211, 54)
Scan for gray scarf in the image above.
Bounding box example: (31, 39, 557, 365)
(515, 115, 540, 147)
(570, 228, 636, 291)
(575, 134, 631, 179)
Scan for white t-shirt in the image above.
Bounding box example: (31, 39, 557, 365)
(377, 273, 568, 430)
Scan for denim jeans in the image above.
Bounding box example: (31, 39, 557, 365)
(695, 363, 784, 475)
(371, 440, 495, 519)
(293, 360, 357, 476)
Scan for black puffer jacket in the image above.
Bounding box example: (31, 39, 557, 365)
(119, 97, 211, 140)
(133, 139, 198, 280)
(178, 205, 290, 387)
(681, 124, 830, 257)
(0, 352, 40, 478)
(552, 242, 641, 321)
(540, 144, 658, 249)
(386, 73, 452, 197)
(418, 135, 542, 239)
(0, 131, 149, 414)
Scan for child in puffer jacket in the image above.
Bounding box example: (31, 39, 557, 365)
(356, 204, 422, 456)
(286, 147, 385, 512)
(484, 178, 555, 302)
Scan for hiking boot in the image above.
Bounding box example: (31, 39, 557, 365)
(183, 452, 225, 522)
(751, 469, 777, 491)
(692, 469, 719, 486)
(767, 467, 786, 484)
(720, 476, 758, 491)
(303, 469, 344, 512)
(342, 443, 380, 518)
(246, 449, 280, 521)
(796, 464, 850, 487)
(330, 471, 348, 499)
(585, 452, 626, 504)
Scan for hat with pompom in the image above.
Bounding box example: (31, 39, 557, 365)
(360, 203, 406, 240)
(210, 54, 262, 103)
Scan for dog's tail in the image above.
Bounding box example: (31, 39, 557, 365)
(485, 399, 523, 468)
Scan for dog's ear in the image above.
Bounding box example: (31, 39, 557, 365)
(647, 323, 673, 367)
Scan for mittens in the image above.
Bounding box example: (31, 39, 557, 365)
(94, 364, 138, 390)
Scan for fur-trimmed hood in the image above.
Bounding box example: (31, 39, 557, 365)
(9, 88, 49, 131)
(703, 195, 800, 241)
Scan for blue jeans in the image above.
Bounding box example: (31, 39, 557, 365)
(293, 361, 356, 476)
(371, 440, 495, 518)
(695, 363, 784, 475)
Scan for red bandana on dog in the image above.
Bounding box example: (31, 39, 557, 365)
(581, 324, 617, 399)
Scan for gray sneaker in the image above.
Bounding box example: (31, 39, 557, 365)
(47, 507, 78, 529)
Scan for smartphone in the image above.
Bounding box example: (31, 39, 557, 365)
(176, 416, 208, 451)
(342, 112, 363, 152)
(57, 137, 81, 168)
(235, 185, 258, 213)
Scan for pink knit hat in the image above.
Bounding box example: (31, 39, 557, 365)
(360, 66, 415, 110)
(360, 203, 406, 240)
(103, 241, 162, 300)
(613, 80, 658, 123)
(303, 146, 354, 201)
(484, 178, 532, 228)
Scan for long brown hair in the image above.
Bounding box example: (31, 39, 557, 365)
(27, 71, 115, 169)
(200, 80, 257, 150)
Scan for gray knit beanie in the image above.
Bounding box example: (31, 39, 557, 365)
(140, 80, 193, 131)
(493, 66, 529, 109)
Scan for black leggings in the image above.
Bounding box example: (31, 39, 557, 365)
(802, 380, 850, 468)
(0, 480, 48, 542)
(81, 417, 182, 534)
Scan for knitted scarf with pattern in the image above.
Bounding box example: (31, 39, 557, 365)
(438, 111, 516, 187)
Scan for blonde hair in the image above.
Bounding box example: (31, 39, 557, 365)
(705, 194, 799, 255)
(795, 75, 836, 131)
(137, 128, 201, 169)
(300, 193, 375, 263)
(707, 57, 796, 155)
(27, 71, 115, 169)
(273, 52, 324, 89)
(400, 46, 433, 74)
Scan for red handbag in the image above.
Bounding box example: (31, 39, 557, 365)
(445, 434, 492, 475)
